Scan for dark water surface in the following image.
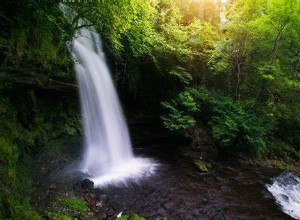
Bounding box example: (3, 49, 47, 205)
(99, 144, 292, 219)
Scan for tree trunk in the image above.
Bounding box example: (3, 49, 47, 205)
(235, 62, 241, 103)
(0, 68, 77, 92)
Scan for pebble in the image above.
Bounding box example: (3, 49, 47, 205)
(96, 201, 103, 207)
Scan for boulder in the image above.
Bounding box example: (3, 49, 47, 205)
(81, 179, 94, 190)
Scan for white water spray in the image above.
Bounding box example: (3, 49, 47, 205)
(61, 5, 157, 187)
(267, 172, 300, 219)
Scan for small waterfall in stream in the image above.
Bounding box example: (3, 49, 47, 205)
(267, 172, 300, 219)
(61, 5, 157, 187)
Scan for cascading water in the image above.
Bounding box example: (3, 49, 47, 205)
(267, 172, 300, 219)
(61, 5, 157, 187)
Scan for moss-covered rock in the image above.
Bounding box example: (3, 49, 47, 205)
(60, 197, 88, 215)
(0, 98, 41, 219)
(47, 211, 75, 220)
(194, 159, 212, 172)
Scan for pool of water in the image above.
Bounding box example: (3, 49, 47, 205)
(98, 144, 292, 219)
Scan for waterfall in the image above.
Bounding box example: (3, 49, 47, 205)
(61, 5, 157, 187)
(267, 172, 300, 219)
(73, 27, 134, 174)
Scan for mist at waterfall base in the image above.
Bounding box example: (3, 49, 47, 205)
(69, 21, 158, 187)
(267, 172, 300, 219)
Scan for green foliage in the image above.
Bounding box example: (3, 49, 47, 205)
(161, 90, 199, 132)
(0, 0, 74, 82)
(0, 98, 41, 219)
(263, 141, 300, 162)
(0, 94, 80, 219)
(44, 197, 88, 220)
(208, 94, 267, 154)
(277, 116, 300, 148)
(77, 0, 218, 94)
(35, 96, 81, 142)
(162, 87, 268, 155)
(169, 66, 193, 85)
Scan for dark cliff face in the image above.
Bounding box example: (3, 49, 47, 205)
(0, 1, 75, 93)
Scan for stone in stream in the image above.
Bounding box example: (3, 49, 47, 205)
(194, 159, 212, 172)
(279, 193, 289, 202)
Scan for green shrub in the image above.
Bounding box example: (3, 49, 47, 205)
(207, 93, 267, 154)
(161, 90, 199, 133)
(161, 87, 268, 155)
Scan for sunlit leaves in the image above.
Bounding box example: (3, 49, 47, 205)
(161, 90, 199, 132)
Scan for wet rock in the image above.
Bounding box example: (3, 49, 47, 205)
(47, 183, 57, 195)
(177, 213, 185, 220)
(81, 179, 94, 190)
(192, 211, 204, 219)
(202, 198, 208, 203)
(106, 208, 115, 216)
(110, 200, 123, 211)
(96, 212, 107, 219)
(194, 160, 212, 172)
(258, 180, 265, 186)
(96, 201, 104, 207)
(87, 211, 95, 217)
(224, 166, 235, 172)
(97, 194, 108, 202)
(89, 193, 96, 198)
(216, 177, 223, 182)
(279, 193, 289, 202)
(163, 201, 173, 209)
(73, 182, 81, 192)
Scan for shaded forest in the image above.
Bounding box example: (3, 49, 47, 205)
(0, 0, 299, 219)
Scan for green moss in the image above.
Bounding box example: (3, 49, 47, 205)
(0, 98, 41, 219)
(194, 159, 212, 172)
(47, 211, 76, 220)
(60, 197, 88, 214)
(273, 160, 290, 170)
(118, 214, 146, 220)
(0, 94, 81, 219)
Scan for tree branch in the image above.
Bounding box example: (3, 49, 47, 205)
(0, 68, 78, 92)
